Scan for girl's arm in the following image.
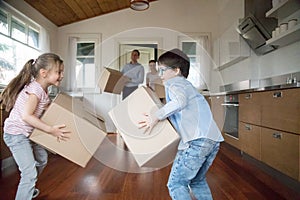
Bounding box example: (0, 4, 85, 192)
(22, 94, 70, 140)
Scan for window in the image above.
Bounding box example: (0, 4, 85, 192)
(0, 34, 40, 85)
(179, 34, 210, 90)
(76, 42, 96, 89)
(0, 8, 40, 85)
(0, 8, 40, 48)
(28, 27, 39, 48)
(11, 17, 26, 43)
(0, 9, 8, 35)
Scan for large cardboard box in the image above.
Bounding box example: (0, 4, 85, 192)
(98, 67, 128, 94)
(108, 86, 180, 168)
(154, 83, 165, 99)
(30, 93, 107, 168)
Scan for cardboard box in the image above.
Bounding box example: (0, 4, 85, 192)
(30, 93, 107, 168)
(98, 67, 128, 94)
(82, 92, 119, 133)
(82, 109, 106, 132)
(108, 86, 180, 168)
(72, 96, 107, 132)
(154, 83, 165, 99)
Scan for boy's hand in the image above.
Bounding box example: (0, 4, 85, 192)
(138, 113, 159, 134)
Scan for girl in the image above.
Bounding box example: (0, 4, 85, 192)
(1, 53, 71, 200)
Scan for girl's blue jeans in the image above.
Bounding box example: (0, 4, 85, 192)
(167, 138, 220, 200)
(3, 133, 48, 200)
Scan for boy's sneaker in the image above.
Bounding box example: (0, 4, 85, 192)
(32, 188, 40, 198)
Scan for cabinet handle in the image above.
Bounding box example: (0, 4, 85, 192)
(244, 93, 252, 100)
(273, 92, 282, 98)
(245, 124, 252, 130)
(272, 132, 282, 139)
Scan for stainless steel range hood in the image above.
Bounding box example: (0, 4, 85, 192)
(237, 0, 278, 55)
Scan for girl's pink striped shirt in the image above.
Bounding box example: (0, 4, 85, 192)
(4, 81, 51, 137)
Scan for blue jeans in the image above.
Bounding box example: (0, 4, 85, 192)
(3, 133, 48, 200)
(167, 138, 220, 200)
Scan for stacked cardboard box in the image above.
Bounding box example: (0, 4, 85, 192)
(30, 93, 107, 168)
(98, 67, 129, 94)
(109, 86, 180, 168)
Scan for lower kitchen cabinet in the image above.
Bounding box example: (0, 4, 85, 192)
(239, 92, 261, 125)
(261, 88, 300, 134)
(261, 127, 299, 180)
(239, 122, 261, 160)
(0, 130, 11, 160)
(0, 106, 11, 160)
(209, 95, 225, 132)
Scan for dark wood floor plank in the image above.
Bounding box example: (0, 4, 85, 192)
(0, 134, 299, 200)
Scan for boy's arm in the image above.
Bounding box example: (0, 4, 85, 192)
(156, 85, 187, 120)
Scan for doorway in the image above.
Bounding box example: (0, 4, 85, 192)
(119, 43, 158, 85)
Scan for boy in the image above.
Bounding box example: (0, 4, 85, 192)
(139, 48, 224, 200)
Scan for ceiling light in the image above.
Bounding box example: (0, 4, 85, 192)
(130, 0, 149, 11)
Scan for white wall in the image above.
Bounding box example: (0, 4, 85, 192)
(4, 0, 300, 93)
(56, 0, 219, 90)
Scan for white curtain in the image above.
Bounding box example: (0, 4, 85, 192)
(39, 27, 50, 53)
(198, 35, 211, 90)
(179, 34, 211, 90)
(64, 37, 78, 91)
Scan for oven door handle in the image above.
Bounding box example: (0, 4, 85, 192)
(221, 103, 239, 107)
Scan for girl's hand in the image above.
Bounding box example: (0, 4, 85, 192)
(138, 113, 159, 134)
(50, 124, 71, 142)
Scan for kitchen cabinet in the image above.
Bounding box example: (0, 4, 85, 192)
(261, 127, 299, 180)
(238, 88, 300, 181)
(215, 21, 250, 70)
(239, 122, 261, 160)
(0, 106, 10, 160)
(266, 0, 300, 47)
(239, 92, 261, 125)
(261, 88, 300, 134)
(209, 95, 225, 132)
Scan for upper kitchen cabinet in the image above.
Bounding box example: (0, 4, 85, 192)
(213, 0, 250, 70)
(217, 20, 250, 70)
(266, 0, 300, 47)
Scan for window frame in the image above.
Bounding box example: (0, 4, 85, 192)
(0, 7, 40, 50)
(178, 33, 211, 90)
(67, 33, 101, 92)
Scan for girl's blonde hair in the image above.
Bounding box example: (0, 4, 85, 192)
(0, 53, 63, 112)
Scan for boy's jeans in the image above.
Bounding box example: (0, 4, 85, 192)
(3, 133, 48, 200)
(167, 138, 220, 200)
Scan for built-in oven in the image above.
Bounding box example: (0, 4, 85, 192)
(222, 94, 239, 138)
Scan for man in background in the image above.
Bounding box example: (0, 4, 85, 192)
(121, 49, 145, 100)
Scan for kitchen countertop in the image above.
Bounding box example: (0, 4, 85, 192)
(205, 71, 300, 96)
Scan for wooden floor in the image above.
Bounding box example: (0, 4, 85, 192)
(0, 134, 300, 200)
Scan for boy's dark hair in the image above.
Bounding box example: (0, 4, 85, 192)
(149, 59, 156, 63)
(157, 48, 190, 78)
